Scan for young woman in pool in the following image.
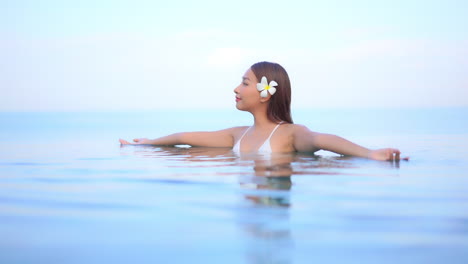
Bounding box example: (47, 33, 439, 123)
(120, 61, 407, 161)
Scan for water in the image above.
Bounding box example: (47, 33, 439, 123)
(1, 108, 468, 263)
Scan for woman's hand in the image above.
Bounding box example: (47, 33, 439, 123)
(368, 148, 409, 161)
(119, 138, 152, 145)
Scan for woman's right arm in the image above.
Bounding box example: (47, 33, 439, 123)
(119, 127, 240, 148)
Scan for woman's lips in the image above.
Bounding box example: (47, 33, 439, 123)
(235, 97, 241, 102)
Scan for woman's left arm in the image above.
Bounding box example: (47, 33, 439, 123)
(293, 125, 408, 161)
(313, 133, 407, 161)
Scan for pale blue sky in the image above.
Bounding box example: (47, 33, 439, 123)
(1, 0, 467, 111)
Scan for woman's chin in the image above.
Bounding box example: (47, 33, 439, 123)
(235, 104, 246, 111)
(235, 101, 251, 111)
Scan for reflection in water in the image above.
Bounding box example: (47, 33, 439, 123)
(238, 153, 293, 206)
(120, 145, 236, 162)
(239, 154, 293, 207)
(241, 176, 292, 207)
(119, 145, 358, 264)
(236, 154, 294, 264)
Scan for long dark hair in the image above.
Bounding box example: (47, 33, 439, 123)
(250, 61, 293, 124)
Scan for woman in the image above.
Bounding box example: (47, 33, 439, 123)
(120, 61, 407, 161)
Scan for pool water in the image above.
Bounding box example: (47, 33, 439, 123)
(0, 109, 467, 263)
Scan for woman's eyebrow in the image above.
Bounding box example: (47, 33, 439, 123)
(242, 77, 250, 81)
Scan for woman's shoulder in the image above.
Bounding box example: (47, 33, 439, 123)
(281, 123, 313, 132)
(229, 126, 249, 131)
(279, 124, 319, 140)
(224, 126, 249, 136)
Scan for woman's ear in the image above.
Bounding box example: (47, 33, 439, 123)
(260, 94, 272, 103)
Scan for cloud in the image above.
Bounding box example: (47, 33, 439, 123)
(1, 26, 467, 111)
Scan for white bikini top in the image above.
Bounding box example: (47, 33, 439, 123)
(232, 122, 283, 154)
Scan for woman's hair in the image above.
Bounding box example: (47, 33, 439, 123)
(250, 61, 293, 124)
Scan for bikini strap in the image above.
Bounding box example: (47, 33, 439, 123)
(237, 126, 251, 143)
(265, 121, 283, 141)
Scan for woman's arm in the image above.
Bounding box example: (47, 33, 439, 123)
(293, 125, 407, 161)
(312, 133, 404, 160)
(119, 127, 237, 148)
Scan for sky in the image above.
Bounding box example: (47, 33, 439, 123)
(1, 0, 467, 111)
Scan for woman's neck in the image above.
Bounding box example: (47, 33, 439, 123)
(251, 108, 276, 129)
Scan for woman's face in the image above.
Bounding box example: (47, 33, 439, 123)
(234, 69, 260, 111)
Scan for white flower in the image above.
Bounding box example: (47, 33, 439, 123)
(256, 76, 278, 98)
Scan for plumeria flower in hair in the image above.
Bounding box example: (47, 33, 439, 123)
(257, 76, 278, 98)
